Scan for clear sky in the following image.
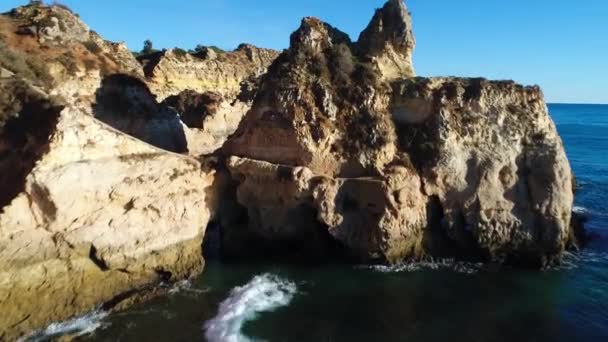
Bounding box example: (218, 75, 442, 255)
(2, 0, 607, 104)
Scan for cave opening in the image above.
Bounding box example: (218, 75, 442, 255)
(201, 176, 351, 265)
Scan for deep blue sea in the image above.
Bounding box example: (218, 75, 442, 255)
(27, 104, 608, 342)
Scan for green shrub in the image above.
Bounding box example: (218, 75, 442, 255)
(173, 47, 188, 58)
(208, 46, 225, 54)
(142, 39, 153, 54)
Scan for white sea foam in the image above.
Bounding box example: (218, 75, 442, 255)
(19, 310, 108, 342)
(364, 258, 484, 275)
(573, 206, 588, 214)
(204, 273, 297, 342)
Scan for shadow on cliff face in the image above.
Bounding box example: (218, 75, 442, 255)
(0, 79, 63, 211)
(203, 167, 350, 264)
(93, 74, 188, 153)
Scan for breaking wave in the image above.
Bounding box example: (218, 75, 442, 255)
(204, 273, 297, 342)
(364, 258, 484, 275)
(573, 206, 588, 215)
(19, 310, 108, 342)
(554, 250, 608, 270)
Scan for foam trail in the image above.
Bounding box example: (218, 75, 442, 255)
(204, 273, 297, 342)
(19, 310, 108, 342)
(364, 258, 484, 274)
(573, 206, 588, 214)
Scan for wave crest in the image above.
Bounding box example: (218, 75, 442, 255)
(364, 259, 484, 274)
(19, 310, 108, 342)
(204, 273, 297, 342)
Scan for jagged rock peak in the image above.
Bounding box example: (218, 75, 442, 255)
(7, 3, 90, 44)
(357, 0, 415, 80)
(289, 17, 352, 53)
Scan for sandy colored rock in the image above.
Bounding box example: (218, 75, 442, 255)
(1, 3, 142, 105)
(162, 90, 253, 155)
(223, 16, 399, 177)
(221, 2, 577, 266)
(225, 156, 427, 262)
(392, 77, 574, 262)
(0, 85, 214, 339)
(358, 0, 416, 80)
(143, 44, 279, 102)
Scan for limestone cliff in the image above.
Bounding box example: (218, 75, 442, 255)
(0, 4, 218, 339)
(0, 77, 216, 340)
(358, 0, 416, 80)
(139, 45, 279, 155)
(0, 4, 142, 103)
(142, 44, 279, 101)
(221, 1, 578, 265)
(0, 0, 585, 339)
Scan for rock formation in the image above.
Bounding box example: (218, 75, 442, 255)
(221, 1, 578, 265)
(138, 45, 279, 155)
(0, 0, 584, 339)
(142, 44, 279, 102)
(0, 4, 216, 339)
(358, 0, 416, 80)
(0, 4, 142, 101)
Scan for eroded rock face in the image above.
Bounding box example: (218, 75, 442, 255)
(224, 16, 398, 177)
(1, 3, 142, 103)
(0, 0, 584, 338)
(143, 44, 279, 102)
(220, 1, 578, 266)
(0, 80, 215, 339)
(392, 77, 574, 263)
(226, 156, 427, 262)
(162, 90, 253, 155)
(358, 0, 416, 80)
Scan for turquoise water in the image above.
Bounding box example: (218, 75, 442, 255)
(35, 104, 608, 341)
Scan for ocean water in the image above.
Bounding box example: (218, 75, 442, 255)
(28, 104, 608, 342)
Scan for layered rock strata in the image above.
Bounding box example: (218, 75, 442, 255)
(0, 78, 215, 339)
(221, 1, 577, 265)
(142, 44, 279, 102)
(0, 0, 584, 339)
(0, 4, 218, 338)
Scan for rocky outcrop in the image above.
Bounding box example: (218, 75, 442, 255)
(0, 79, 215, 339)
(1, 3, 142, 102)
(0, 0, 585, 338)
(391, 77, 573, 263)
(358, 0, 416, 80)
(226, 156, 427, 262)
(142, 44, 279, 102)
(136, 45, 279, 155)
(220, 1, 578, 266)
(162, 90, 252, 155)
(0, 6, 224, 339)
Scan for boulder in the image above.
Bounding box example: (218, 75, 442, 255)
(0, 80, 215, 339)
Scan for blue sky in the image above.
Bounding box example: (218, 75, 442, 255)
(2, 0, 607, 103)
